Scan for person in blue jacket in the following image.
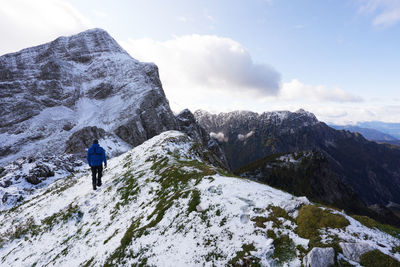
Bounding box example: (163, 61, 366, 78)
(87, 139, 107, 190)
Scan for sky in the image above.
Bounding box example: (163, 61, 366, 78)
(0, 0, 399, 124)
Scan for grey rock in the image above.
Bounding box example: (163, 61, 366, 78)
(339, 242, 375, 262)
(65, 126, 106, 154)
(2, 192, 10, 203)
(1, 191, 22, 205)
(176, 109, 230, 170)
(0, 28, 178, 166)
(25, 163, 54, 185)
(62, 122, 75, 131)
(303, 247, 335, 267)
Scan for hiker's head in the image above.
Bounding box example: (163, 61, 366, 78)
(93, 139, 99, 144)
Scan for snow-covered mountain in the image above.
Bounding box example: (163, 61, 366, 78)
(0, 29, 229, 208)
(0, 28, 177, 166)
(0, 131, 399, 266)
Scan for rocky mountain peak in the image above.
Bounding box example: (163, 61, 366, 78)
(0, 28, 127, 64)
(0, 29, 176, 166)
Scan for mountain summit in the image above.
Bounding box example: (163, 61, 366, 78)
(0, 28, 177, 165)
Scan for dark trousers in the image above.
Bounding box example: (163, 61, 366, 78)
(91, 166, 103, 188)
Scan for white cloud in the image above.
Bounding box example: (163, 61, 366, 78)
(357, 0, 400, 27)
(121, 34, 281, 103)
(279, 79, 363, 103)
(0, 0, 92, 55)
(238, 131, 254, 141)
(210, 132, 228, 142)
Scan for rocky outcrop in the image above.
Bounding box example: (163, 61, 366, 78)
(25, 163, 55, 185)
(0, 154, 83, 207)
(176, 109, 229, 170)
(0, 28, 177, 165)
(303, 247, 335, 267)
(65, 126, 107, 154)
(339, 242, 375, 262)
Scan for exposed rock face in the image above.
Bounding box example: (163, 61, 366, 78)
(176, 109, 229, 170)
(0, 28, 177, 165)
(339, 242, 375, 262)
(303, 247, 335, 267)
(194, 109, 400, 211)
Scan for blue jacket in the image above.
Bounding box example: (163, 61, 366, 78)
(87, 144, 107, 167)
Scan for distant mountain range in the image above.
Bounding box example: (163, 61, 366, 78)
(195, 109, 400, 226)
(330, 125, 398, 142)
(356, 121, 400, 140)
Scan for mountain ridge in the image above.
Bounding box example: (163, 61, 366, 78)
(194, 109, 400, 211)
(1, 131, 399, 266)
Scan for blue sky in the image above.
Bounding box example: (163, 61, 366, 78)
(1, 0, 399, 123)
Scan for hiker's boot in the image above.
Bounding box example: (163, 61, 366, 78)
(93, 183, 97, 190)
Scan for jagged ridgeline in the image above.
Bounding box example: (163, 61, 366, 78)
(1, 131, 399, 266)
(194, 109, 400, 226)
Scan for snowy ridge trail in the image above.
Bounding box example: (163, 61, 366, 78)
(0, 131, 399, 266)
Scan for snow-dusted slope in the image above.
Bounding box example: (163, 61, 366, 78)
(0, 28, 177, 166)
(0, 131, 399, 266)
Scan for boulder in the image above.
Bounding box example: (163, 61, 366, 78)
(339, 242, 375, 262)
(303, 247, 335, 267)
(25, 163, 54, 185)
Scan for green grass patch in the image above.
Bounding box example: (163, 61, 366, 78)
(114, 171, 140, 210)
(187, 189, 201, 214)
(338, 258, 356, 267)
(265, 205, 293, 228)
(360, 250, 400, 267)
(228, 243, 261, 267)
(0, 217, 41, 246)
(251, 216, 268, 228)
(391, 246, 400, 254)
(42, 203, 83, 231)
(271, 234, 296, 264)
(296, 205, 349, 247)
(103, 219, 142, 266)
(352, 215, 400, 239)
(81, 257, 95, 267)
(103, 229, 119, 245)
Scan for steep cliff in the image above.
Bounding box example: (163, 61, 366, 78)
(0, 28, 177, 165)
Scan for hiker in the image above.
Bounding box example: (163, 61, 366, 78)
(87, 139, 107, 190)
